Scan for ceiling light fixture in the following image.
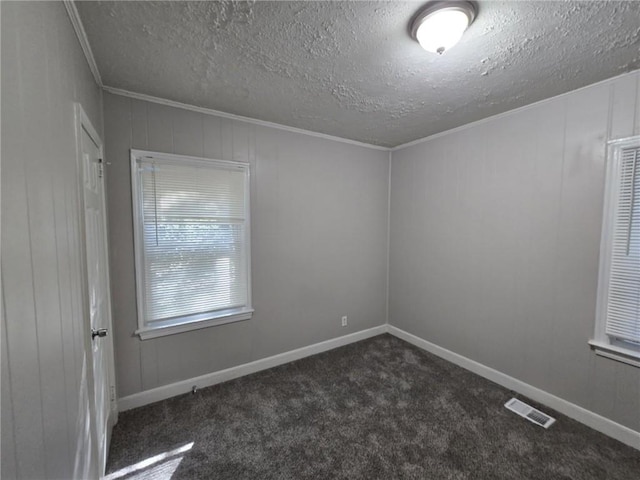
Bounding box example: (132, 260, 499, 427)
(410, 1, 477, 55)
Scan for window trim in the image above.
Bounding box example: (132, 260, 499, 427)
(591, 136, 640, 367)
(130, 149, 253, 340)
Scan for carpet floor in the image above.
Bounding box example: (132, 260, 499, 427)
(106, 334, 640, 479)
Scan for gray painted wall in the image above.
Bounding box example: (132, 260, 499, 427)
(4, 5, 638, 475)
(103, 92, 390, 398)
(1, 1, 103, 478)
(389, 71, 640, 432)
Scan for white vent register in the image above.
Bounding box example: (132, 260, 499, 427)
(505, 398, 555, 429)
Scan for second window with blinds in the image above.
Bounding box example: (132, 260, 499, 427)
(591, 136, 640, 367)
(130, 150, 252, 339)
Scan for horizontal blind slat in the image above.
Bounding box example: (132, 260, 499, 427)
(136, 156, 249, 324)
(604, 145, 640, 344)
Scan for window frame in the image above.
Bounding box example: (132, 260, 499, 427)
(590, 136, 640, 368)
(130, 149, 253, 340)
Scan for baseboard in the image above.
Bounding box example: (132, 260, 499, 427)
(118, 325, 387, 411)
(387, 325, 640, 450)
(118, 323, 639, 450)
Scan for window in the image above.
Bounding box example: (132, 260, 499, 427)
(131, 150, 252, 339)
(591, 136, 640, 367)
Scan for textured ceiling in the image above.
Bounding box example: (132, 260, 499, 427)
(77, 1, 640, 147)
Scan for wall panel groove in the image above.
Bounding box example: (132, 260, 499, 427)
(389, 70, 640, 432)
(1, 1, 103, 477)
(104, 92, 390, 398)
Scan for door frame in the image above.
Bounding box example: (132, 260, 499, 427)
(74, 102, 118, 475)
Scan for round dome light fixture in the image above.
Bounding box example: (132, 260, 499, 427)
(410, 1, 477, 55)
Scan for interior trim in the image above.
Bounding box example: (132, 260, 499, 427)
(118, 322, 639, 450)
(63, 0, 102, 87)
(387, 325, 640, 450)
(588, 340, 640, 368)
(391, 70, 640, 152)
(56, 4, 640, 152)
(117, 325, 388, 411)
(135, 310, 254, 340)
(102, 86, 391, 152)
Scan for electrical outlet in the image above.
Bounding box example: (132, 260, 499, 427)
(341, 316, 348, 327)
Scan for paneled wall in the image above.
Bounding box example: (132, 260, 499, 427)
(389, 71, 640, 432)
(1, 2, 103, 478)
(103, 92, 390, 398)
(4, 6, 637, 476)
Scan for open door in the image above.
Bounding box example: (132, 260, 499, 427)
(74, 103, 117, 477)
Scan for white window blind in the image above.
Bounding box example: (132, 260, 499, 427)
(592, 136, 640, 367)
(131, 150, 252, 338)
(604, 144, 640, 344)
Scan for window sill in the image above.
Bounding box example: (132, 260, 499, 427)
(136, 308, 254, 340)
(588, 340, 640, 368)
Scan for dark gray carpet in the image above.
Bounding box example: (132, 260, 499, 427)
(106, 334, 640, 479)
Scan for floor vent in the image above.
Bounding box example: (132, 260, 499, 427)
(505, 398, 555, 429)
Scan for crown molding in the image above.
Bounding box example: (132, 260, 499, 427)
(57, 3, 639, 152)
(102, 86, 391, 151)
(63, 0, 102, 87)
(392, 69, 640, 152)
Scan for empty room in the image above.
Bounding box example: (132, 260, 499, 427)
(2, 1, 640, 479)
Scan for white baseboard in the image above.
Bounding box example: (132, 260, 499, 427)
(387, 325, 640, 450)
(118, 325, 387, 411)
(118, 322, 639, 450)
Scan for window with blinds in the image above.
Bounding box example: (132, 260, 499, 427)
(131, 150, 252, 339)
(592, 137, 640, 367)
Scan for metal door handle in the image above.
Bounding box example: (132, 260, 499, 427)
(91, 328, 108, 339)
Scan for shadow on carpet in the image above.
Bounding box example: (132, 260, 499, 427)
(106, 334, 640, 479)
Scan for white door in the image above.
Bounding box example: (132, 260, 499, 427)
(78, 105, 116, 477)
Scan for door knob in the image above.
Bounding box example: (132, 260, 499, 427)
(91, 328, 108, 339)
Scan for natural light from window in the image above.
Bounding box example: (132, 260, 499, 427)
(104, 442, 194, 480)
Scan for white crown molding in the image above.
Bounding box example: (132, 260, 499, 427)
(56, 3, 639, 152)
(117, 325, 388, 411)
(102, 86, 391, 152)
(63, 0, 102, 87)
(392, 69, 640, 152)
(387, 325, 640, 450)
